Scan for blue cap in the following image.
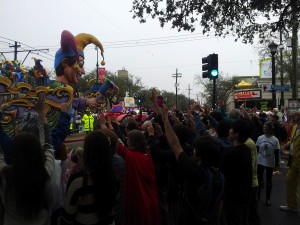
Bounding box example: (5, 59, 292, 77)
(54, 48, 77, 69)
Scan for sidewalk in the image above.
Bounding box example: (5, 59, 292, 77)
(258, 159, 300, 225)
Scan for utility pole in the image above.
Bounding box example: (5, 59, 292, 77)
(187, 84, 192, 107)
(172, 68, 182, 109)
(9, 41, 20, 60)
(1, 41, 48, 63)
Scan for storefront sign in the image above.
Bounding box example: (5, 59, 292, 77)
(234, 90, 261, 100)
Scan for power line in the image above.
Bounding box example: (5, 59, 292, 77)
(19, 42, 55, 58)
(0, 41, 49, 64)
(30, 33, 217, 51)
(0, 40, 11, 45)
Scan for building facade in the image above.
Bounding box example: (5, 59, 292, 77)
(226, 76, 298, 112)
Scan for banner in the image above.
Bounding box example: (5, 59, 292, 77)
(234, 90, 261, 100)
(124, 97, 135, 107)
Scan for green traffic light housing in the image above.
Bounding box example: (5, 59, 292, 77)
(202, 53, 218, 79)
(209, 54, 218, 79)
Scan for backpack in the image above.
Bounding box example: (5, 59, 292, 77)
(186, 167, 225, 224)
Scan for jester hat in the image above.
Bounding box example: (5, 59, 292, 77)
(75, 33, 105, 66)
(54, 30, 79, 69)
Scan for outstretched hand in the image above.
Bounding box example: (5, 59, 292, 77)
(61, 102, 71, 113)
(86, 98, 97, 108)
(34, 94, 46, 115)
(33, 94, 47, 124)
(97, 112, 107, 129)
(150, 88, 157, 103)
(160, 104, 169, 122)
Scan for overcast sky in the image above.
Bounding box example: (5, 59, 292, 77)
(0, 0, 260, 99)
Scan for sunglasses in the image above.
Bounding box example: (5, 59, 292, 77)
(65, 56, 77, 66)
(78, 60, 84, 68)
(73, 60, 85, 70)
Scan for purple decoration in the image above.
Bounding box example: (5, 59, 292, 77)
(61, 30, 78, 58)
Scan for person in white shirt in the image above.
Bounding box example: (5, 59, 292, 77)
(256, 121, 280, 206)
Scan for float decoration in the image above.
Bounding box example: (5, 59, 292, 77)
(88, 67, 119, 110)
(0, 59, 73, 137)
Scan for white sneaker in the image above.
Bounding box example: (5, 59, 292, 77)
(279, 205, 298, 212)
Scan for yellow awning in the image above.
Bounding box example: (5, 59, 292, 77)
(235, 80, 252, 87)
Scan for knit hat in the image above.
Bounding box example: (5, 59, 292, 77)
(54, 30, 79, 69)
(75, 33, 105, 66)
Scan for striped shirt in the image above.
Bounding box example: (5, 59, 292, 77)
(60, 172, 116, 225)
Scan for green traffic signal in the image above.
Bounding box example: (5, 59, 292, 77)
(202, 53, 218, 79)
(211, 69, 218, 76)
(209, 54, 218, 79)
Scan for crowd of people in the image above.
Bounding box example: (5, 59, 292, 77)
(1, 89, 300, 225)
(0, 30, 299, 225)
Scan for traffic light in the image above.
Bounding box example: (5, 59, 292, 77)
(202, 54, 219, 80)
(202, 56, 210, 78)
(210, 53, 218, 79)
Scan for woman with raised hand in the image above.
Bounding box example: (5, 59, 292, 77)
(0, 97, 55, 225)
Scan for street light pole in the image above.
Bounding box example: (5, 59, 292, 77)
(268, 41, 278, 109)
(95, 46, 99, 83)
(279, 29, 284, 109)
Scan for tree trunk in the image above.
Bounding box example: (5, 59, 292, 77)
(291, 4, 299, 101)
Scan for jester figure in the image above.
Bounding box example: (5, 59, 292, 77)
(49, 30, 117, 112)
(90, 67, 119, 108)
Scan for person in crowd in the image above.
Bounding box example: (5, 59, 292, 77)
(245, 135, 261, 225)
(256, 121, 280, 206)
(280, 111, 300, 213)
(283, 113, 294, 145)
(115, 118, 139, 147)
(214, 120, 234, 158)
(117, 129, 160, 225)
(269, 114, 287, 145)
(273, 108, 283, 124)
(223, 108, 241, 124)
(281, 108, 288, 124)
(222, 119, 253, 225)
(82, 108, 94, 134)
(145, 120, 173, 225)
(0, 101, 71, 164)
(100, 128, 125, 225)
(60, 131, 119, 225)
(64, 147, 84, 184)
(151, 89, 224, 225)
(0, 98, 55, 225)
(50, 143, 69, 225)
(252, 111, 268, 139)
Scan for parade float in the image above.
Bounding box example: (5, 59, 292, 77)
(0, 30, 147, 141)
(0, 57, 120, 138)
(0, 58, 67, 137)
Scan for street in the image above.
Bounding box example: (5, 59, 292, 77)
(258, 159, 299, 225)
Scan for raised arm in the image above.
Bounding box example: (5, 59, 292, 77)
(150, 89, 183, 160)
